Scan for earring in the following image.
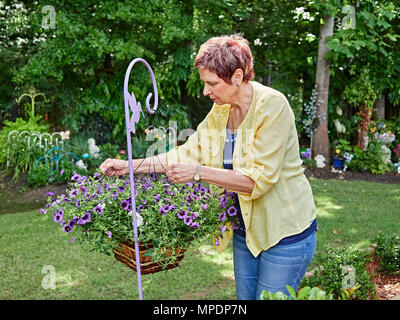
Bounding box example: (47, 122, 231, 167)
(236, 83, 239, 87)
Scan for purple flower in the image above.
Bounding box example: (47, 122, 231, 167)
(220, 225, 227, 233)
(62, 224, 72, 233)
(69, 238, 76, 243)
(93, 172, 101, 179)
(120, 199, 130, 210)
(190, 222, 200, 229)
(78, 212, 91, 225)
(106, 231, 112, 238)
(227, 206, 237, 216)
(231, 221, 240, 230)
(40, 208, 47, 214)
(177, 209, 187, 219)
(60, 169, 65, 176)
(55, 208, 64, 216)
(201, 203, 208, 210)
(184, 216, 193, 226)
(71, 172, 80, 181)
(153, 193, 161, 203)
(80, 186, 88, 194)
(219, 211, 226, 222)
(104, 184, 111, 192)
(46, 192, 54, 197)
(69, 189, 79, 198)
(159, 204, 172, 215)
(118, 186, 125, 193)
(53, 213, 63, 223)
(94, 204, 103, 216)
(191, 212, 199, 219)
(137, 205, 144, 213)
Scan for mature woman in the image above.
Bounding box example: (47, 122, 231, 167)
(100, 34, 317, 300)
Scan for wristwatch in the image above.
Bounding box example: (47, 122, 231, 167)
(194, 164, 201, 182)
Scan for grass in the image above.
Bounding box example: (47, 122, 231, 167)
(0, 178, 399, 299)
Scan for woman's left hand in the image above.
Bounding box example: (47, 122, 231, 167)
(165, 163, 198, 184)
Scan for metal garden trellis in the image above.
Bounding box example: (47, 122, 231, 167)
(123, 58, 158, 300)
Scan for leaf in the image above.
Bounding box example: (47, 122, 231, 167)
(297, 286, 311, 300)
(286, 285, 297, 299)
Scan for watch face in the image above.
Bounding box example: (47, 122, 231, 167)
(194, 174, 200, 181)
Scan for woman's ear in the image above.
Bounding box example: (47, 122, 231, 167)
(231, 68, 244, 86)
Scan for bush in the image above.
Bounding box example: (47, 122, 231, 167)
(261, 285, 334, 300)
(374, 232, 400, 273)
(0, 115, 50, 179)
(301, 248, 376, 300)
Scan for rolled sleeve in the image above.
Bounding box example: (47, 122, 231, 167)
(237, 95, 293, 201)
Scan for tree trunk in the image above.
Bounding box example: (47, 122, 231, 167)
(372, 94, 385, 120)
(312, 10, 334, 162)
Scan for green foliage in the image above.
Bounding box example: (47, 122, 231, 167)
(260, 285, 334, 300)
(0, 115, 50, 179)
(27, 161, 87, 189)
(374, 232, 400, 273)
(301, 248, 376, 300)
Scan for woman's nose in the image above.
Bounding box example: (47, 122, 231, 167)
(203, 85, 211, 96)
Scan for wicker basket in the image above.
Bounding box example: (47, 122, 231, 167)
(112, 240, 186, 274)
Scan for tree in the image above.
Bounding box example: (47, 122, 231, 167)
(312, 1, 334, 160)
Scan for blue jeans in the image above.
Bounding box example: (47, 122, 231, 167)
(233, 230, 317, 300)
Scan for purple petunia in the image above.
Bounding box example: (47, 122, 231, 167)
(40, 208, 47, 215)
(120, 199, 130, 210)
(118, 186, 125, 193)
(69, 189, 79, 198)
(153, 193, 161, 203)
(62, 224, 72, 233)
(94, 204, 103, 216)
(201, 203, 208, 210)
(53, 213, 63, 223)
(184, 216, 193, 226)
(227, 206, 237, 216)
(219, 211, 226, 222)
(159, 204, 172, 215)
(190, 222, 200, 229)
(220, 225, 227, 233)
(46, 192, 54, 198)
(106, 231, 112, 238)
(177, 209, 187, 219)
(78, 212, 91, 225)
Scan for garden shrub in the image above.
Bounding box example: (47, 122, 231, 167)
(0, 115, 50, 179)
(301, 248, 376, 300)
(260, 285, 334, 300)
(373, 232, 400, 273)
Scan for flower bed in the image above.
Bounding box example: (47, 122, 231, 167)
(41, 171, 239, 270)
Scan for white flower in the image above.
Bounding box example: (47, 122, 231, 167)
(76, 160, 87, 169)
(136, 214, 143, 227)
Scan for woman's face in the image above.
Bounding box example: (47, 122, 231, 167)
(199, 68, 236, 105)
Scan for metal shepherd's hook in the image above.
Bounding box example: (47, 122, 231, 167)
(123, 58, 158, 300)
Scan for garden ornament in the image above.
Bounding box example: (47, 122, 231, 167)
(343, 152, 354, 172)
(123, 58, 159, 300)
(395, 162, 400, 174)
(16, 88, 48, 118)
(314, 154, 326, 168)
(34, 147, 79, 172)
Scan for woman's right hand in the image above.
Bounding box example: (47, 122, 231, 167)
(99, 158, 129, 177)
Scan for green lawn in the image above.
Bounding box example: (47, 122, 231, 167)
(0, 178, 399, 299)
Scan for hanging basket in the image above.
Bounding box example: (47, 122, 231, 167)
(112, 240, 186, 274)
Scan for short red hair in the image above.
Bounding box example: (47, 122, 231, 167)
(194, 34, 255, 84)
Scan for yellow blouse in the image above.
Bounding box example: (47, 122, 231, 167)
(167, 81, 317, 257)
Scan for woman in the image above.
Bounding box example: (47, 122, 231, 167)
(100, 34, 317, 300)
